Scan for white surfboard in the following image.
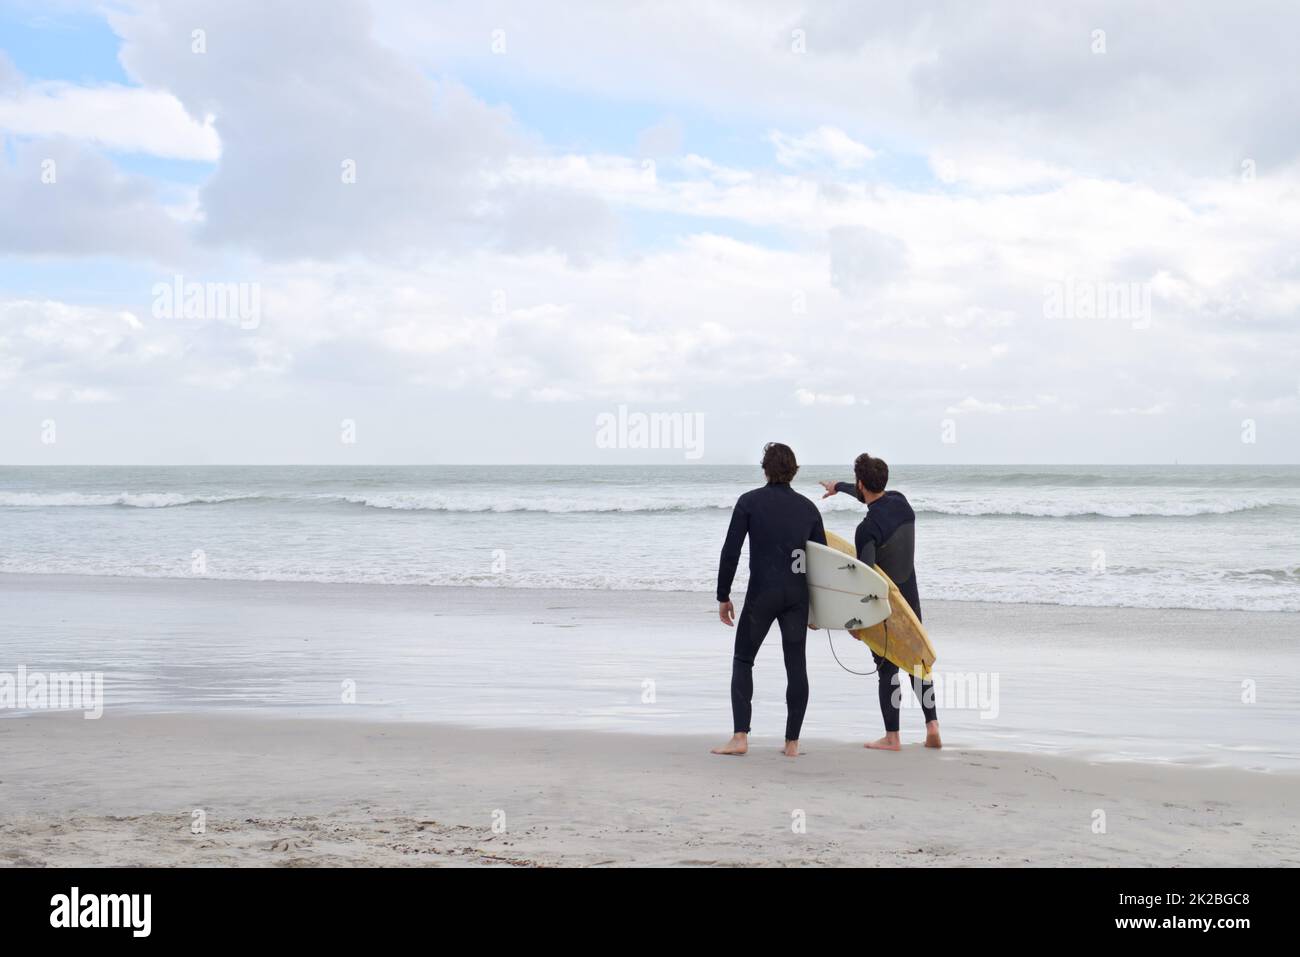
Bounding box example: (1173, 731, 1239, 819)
(805, 539, 892, 631)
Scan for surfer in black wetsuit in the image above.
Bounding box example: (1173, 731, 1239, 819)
(820, 453, 942, 751)
(714, 442, 827, 758)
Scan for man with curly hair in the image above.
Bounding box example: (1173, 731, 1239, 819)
(820, 453, 941, 751)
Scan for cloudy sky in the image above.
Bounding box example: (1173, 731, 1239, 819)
(1, 0, 1298, 464)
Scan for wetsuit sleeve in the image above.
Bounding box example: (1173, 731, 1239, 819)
(809, 510, 827, 547)
(834, 481, 865, 502)
(716, 500, 749, 603)
(855, 517, 881, 567)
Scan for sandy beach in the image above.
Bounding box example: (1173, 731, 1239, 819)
(3, 573, 1298, 866)
(4, 711, 1298, 867)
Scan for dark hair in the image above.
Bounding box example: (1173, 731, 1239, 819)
(853, 453, 888, 494)
(761, 442, 799, 484)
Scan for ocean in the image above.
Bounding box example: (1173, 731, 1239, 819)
(2, 464, 1297, 612)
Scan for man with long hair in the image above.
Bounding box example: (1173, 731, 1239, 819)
(714, 442, 826, 757)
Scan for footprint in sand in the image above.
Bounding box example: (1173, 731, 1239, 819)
(268, 837, 313, 852)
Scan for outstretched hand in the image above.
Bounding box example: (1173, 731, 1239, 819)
(718, 600, 735, 626)
(819, 480, 839, 499)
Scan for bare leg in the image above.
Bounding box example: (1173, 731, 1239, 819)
(711, 732, 748, 755)
(783, 740, 799, 757)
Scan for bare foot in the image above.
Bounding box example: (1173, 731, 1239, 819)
(783, 740, 800, 757)
(865, 733, 901, 751)
(711, 733, 748, 756)
(924, 721, 942, 749)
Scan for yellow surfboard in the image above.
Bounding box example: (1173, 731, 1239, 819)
(824, 529, 937, 678)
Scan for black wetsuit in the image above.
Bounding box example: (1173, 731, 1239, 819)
(834, 483, 938, 732)
(717, 482, 827, 741)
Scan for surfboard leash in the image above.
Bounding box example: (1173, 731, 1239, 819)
(825, 621, 888, 676)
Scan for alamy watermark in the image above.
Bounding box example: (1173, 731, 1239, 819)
(50, 887, 150, 937)
(0, 666, 104, 718)
(595, 404, 704, 460)
(1043, 279, 1151, 329)
(896, 669, 1000, 719)
(152, 274, 261, 329)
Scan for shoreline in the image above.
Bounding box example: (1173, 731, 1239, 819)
(4, 712, 1297, 867)
(3, 569, 1298, 618)
(1, 706, 1295, 777)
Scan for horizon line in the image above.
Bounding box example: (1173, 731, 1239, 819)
(3, 462, 1299, 469)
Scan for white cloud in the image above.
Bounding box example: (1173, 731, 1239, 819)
(106, 0, 613, 262)
(1105, 404, 1171, 416)
(494, 154, 658, 196)
(636, 115, 684, 158)
(0, 138, 191, 257)
(795, 389, 862, 406)
(0, 82, 220, 160)
(769, 126, 877, 169)
(928, 151, 1070, 191)
(0, 50, 25, 94)
(373, 1, 1300, 183)
(945, 397, 1040, 415)
(829, 226, 905, 298)
(0, 296, 252, 401)
(70, 387, 118, 403)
